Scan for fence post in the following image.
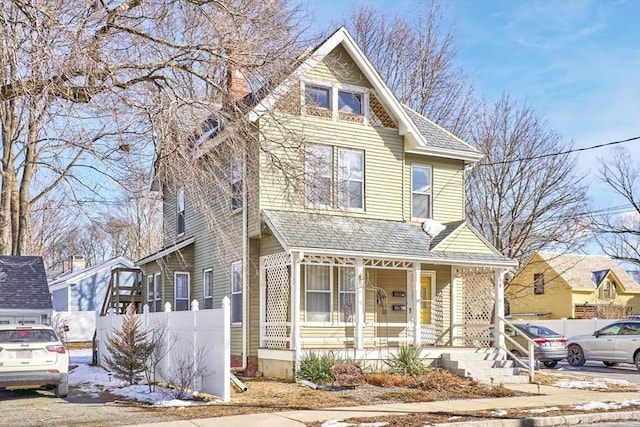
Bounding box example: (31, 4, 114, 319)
(222, 296, 231, 402)
(192, 300, 199, 391)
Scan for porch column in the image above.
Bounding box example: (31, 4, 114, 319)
(259, 258, 266, 348)
(450, 268, 458, 347)
(494, 269, 507, 351)
(290, 251, 303, 352)
(413, 262, 421, 347)
(355, 259, 365, 350)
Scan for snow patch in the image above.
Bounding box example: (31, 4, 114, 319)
(422, 220, 445, 237)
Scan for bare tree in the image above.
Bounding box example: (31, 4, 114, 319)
(465, 93, 590, 267)
(594, 148, 640, 277)
(339, 1, 476, 136)
(0, 0, 305, 260)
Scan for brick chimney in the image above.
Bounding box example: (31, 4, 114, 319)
(62, 255, 86, 273)
(228, 68, 250, 101)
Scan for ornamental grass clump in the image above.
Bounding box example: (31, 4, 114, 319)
(385, 345, 428, 376)
(296, 351, 335, 384)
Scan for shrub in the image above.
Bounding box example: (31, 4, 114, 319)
(385, 345, 428, 376)
(296, 352, 334, 384)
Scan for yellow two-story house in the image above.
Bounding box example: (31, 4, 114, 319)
(136, 28, 516, 377)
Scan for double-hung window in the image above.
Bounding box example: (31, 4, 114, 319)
(338, 267, 356, 322)
(153, 273, 162, 312)
(411, 165, 432, 220)
(305, 265, 332, 322)
(146, 276, 154, 310)
(203, 269, 213, 309)
(305, 145, 333, 206)
(231, 154, 243, 212)
(177, 187, 185, 235)
(231, 262, 243, 323)
(174, 272, 190, 311)
(338, 149, 364, 209)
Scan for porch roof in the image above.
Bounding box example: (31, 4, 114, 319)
(263, 210, 515, 267)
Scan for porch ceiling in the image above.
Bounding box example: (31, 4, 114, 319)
(262, 210, 514, 267)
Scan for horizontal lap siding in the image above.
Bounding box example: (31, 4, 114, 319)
(436, 226, 494, 253)
(259, 116, 404, 220)
(404, 154, 465, 223)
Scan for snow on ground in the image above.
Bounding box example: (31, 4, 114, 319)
(321, 421, 387, 427)
(553, 377, 635, 389)
(572, 399, 640, 411)
(68, 348, 221, 407)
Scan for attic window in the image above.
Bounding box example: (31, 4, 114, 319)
(533, 273, 544, 295)
(338, 91, 362, 115)
(599, 280, 617, 300)
(305, 85, 330, 109)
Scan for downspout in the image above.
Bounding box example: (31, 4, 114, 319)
(232, 146, 248, 373)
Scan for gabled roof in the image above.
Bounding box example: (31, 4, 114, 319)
(135, 236, 195, 266)
(263, 210, 514, 267)
(537, 252, 640, 292)
(48, 257, 135, 291)
(0, 256, 51, 311)
(248, 27, 482, 164)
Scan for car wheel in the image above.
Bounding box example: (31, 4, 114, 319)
(603, 361, 619, 367)
(543, 360, 558, 368)
(635, 352, 640, 371)
(55, 380, 68, 398)
(567, 345, 586, 367)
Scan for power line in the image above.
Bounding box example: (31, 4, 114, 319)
(479, 136, 640, 166)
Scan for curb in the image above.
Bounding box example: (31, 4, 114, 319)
(435, 410, 640, 426)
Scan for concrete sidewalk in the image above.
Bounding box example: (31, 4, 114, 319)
(126, 383, 640, 427)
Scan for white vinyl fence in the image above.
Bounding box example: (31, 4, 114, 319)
(510, 318, 619, 339)
(95, 298, 230, 402)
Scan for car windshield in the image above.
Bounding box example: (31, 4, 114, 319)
(517, 325, 559, 337)
(597, 323, 623, 336)
(0, 329, 58, 343)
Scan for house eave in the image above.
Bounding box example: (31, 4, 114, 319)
(405, 145, 483, 164)
(287, 247, 517, 269)
(135, 237, 196, 266)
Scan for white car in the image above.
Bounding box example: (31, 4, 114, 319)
(566, 320, 640, 370)
(0, 324, 69, 397)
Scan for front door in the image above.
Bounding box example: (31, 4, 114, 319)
(420, 275, 432, 324)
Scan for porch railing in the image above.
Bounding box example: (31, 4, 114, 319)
(496, 316, 536, 382)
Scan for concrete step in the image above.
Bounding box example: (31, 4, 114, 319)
(440, 350, 527, 385)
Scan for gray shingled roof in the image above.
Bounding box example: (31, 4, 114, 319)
(429, 220, 465, 250)
(263, 210, 512, 265)
(402, 106, 479, 153)
(0, 256, 51, 310)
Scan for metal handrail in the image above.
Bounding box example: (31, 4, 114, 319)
(496, 315, 537, 382)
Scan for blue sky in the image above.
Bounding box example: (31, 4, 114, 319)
(304, 0, 640, 207)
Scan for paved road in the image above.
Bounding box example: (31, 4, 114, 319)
(552, 360, 640, 383)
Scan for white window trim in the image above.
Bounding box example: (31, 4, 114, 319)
(231, 261, 243, 324)
(411, 163, 433, 221)
(174, 271, 190, 311)
(301, 80, 369, 125)
(177, 187, 185, 236)
(204, 268, 213, 307)
(304, 265, 333, 323)
(305, 144, 333, 208)
(146, 276, 154, 306)
(338, 148, 365, 211)
(231, 154, 243, 214)
(338, 267, 356, 322)
(153, 273, 162, 311)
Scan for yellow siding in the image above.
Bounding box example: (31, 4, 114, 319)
(507, 253, 574, 319)
(403, 154, 465, 223)
(260, 235, 284, 257)
(429, 264, 452, 346)
(435, 226, 495, 254)
(259, 116, 405, 220)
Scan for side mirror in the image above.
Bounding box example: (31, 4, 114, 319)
(593, 331, 601, 337)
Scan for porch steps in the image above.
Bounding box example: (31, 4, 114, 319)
(440, 349, 529, 385)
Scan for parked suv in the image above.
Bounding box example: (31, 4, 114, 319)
(566, 320, 640, 370)
(0, 324, 69, 397)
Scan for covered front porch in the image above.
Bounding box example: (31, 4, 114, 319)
(258, 251, 509, 377)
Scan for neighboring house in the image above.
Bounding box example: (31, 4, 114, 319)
(507, 252, 640, 320)
(49, 256, 135, 312)
(135, 27, 516, 377)
(0, 255, 52, 324)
